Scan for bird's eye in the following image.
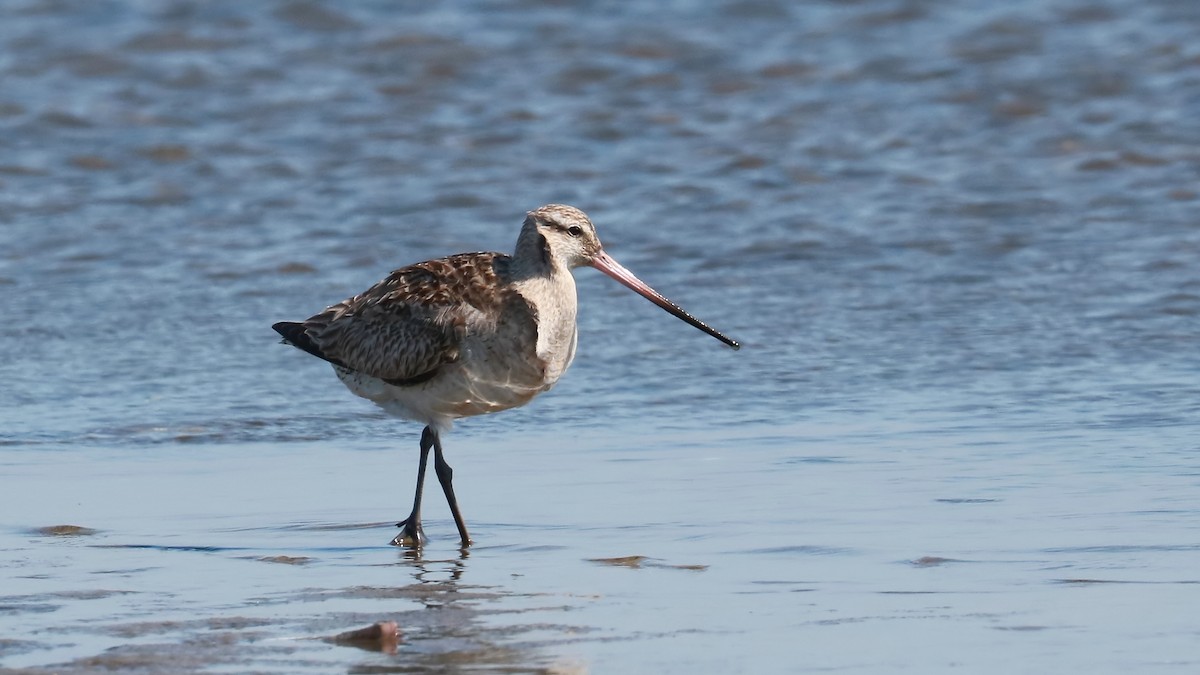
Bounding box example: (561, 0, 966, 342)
(567, 226, 584, 237)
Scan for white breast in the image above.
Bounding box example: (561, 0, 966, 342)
(514, 269, 578, 386)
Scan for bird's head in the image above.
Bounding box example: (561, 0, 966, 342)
(522, 203, 603, 270)
(518, 203, 741, 351)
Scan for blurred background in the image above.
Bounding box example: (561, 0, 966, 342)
(1, 0, 1198, 672)
(1, 0, 1197, 445)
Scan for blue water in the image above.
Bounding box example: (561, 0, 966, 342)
(2, 0, 1199, 672)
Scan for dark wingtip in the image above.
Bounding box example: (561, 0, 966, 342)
(273, 321, 305, 343)
(272, 321, 336, 365)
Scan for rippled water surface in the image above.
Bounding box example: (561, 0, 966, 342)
(2, 0, 1199, 672)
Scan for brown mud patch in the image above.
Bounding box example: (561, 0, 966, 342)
(587, 555, 708, 571)
(30, 525, 98, 537)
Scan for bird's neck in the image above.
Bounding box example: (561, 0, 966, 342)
(512, 261, 578, 379)
(511, 223, 577, 318)
(510, 224, 561, 281)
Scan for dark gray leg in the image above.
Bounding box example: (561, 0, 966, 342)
(391, 426, 434, 548)
(431, 429, 472, 548)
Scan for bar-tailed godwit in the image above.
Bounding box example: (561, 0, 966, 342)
(274, 204, 739, 548)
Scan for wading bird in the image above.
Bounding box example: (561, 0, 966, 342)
(274, 204, 739, 548)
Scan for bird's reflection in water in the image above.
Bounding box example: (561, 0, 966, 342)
(326, 546, 583, 673)
(399, 545, 470, 585)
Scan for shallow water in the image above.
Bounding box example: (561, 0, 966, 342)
(2, 0, 1199, 672)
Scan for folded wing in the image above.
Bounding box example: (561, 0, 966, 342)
(274, 253, 518, 386)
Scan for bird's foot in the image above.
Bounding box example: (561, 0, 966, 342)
(391, 518, 427, 548)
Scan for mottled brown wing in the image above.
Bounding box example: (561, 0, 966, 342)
(296, 252, 516, 386)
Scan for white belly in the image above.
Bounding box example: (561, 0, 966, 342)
(334, 334, 563, 432)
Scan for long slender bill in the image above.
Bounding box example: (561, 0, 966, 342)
(591, 250, 741, 350)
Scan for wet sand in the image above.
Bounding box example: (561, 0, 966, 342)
(4, 424, 1200, 673)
